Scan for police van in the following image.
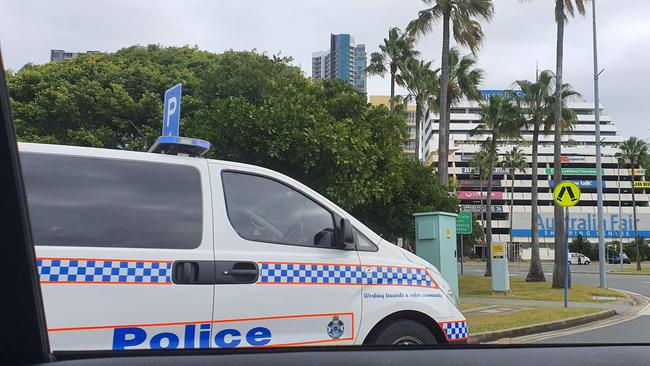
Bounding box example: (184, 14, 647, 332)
(21, 139, 467, 351)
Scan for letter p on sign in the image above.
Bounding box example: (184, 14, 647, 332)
(162, 83, 182, 137)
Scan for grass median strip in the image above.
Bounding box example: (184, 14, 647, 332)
(465, 306, 600, 334)
(459, 275, 624, 303)
(610, 266, 650, 275)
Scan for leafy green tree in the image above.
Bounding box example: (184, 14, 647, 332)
(623, 239, 650, 262)
(8, 45, 458, 243)
(501, 146, 528, 261)
(460, 217, 485, 259)
(366, 27, 420, 112)
(397, 58, 439, 161)
(407, 0, 494, 187)
(352, 157, 458, 244)
(471, 94, 523, 276)
(9, 45, 215, 150)
(570, 235, 595, 261)
(514, 70, 579, 282)
(616, 137, 650, 271)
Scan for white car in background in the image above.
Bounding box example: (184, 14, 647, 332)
(568, 252, 591, 265)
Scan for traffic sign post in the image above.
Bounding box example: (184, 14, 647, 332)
(554, 181, 581, 308)
(456, 211, 472, 275)
(162, 83, 182, 137)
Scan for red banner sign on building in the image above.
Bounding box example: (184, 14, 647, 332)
(457, 191, 503, 200)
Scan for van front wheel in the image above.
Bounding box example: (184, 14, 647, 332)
(370, 319, 437, 345)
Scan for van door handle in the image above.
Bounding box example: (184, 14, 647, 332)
(172, 261, 215, 285)
(215, 261, 259, 284)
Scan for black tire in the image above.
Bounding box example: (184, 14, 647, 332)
(369, 319, 438, 345)
(584, 261, 590, 265)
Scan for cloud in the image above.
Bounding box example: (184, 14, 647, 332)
(1, 0, 648, 138)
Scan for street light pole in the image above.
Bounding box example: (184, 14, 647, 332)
(618, 159, 624, 271)
(592, 0, 606, 288)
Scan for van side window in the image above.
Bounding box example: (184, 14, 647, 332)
(21, 153, 202, 249)
(222, 171, 336, 248)
(354, 228, 378, 252)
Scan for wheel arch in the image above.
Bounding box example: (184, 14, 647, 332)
(362, 310, 447, 344)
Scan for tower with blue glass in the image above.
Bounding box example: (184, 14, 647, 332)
(311, 34, 366, 93)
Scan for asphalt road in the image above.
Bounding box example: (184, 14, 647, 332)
(459, 261, 634, 276)
(460, 261, 650, 343)
(541, 272, 650, 343)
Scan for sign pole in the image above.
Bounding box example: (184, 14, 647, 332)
(564, 206, 569, 308)
(592, 0, 607, 289)
(456, 211, 472, 276)
(554, 180, 580, 308)
(460, 234, 464, 275)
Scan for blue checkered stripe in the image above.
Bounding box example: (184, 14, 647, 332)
(441, 321, 468, 341)
(37, 258, 172, 284)
(259, 263, 434, 287)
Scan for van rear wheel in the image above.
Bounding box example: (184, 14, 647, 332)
(370, 319, 437, 345)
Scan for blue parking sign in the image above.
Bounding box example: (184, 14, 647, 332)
(162, 83, 182, 136)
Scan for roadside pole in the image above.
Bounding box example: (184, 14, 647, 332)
(592, 0, 607, 289)
(564, 206, 569, 308)
(553, 181, 581, 308)
(460, 234, 464, 275)
(618, 160, 624, 271)
(456, 211, 472, 275)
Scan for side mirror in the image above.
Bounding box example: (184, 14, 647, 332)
(337, 218, 355, 248)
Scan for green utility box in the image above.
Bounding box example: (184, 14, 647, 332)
(413, 212, 459, 302)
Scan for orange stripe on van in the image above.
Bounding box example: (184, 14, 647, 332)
(47, 312, 355, 333)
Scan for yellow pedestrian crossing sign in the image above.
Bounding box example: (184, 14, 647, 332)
(554, 181, 581, 207)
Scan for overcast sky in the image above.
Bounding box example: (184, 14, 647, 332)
(1, 0, 649, 138)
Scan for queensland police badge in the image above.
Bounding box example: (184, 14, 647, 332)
(327, 315, 345, 339)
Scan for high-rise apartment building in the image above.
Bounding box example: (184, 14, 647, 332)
(369, 96, 418, 157)
(50, 49, 100, 62)
(371, 92, 650, 259)
(311, 51, 331, 80)
(312, 34, 366, 93)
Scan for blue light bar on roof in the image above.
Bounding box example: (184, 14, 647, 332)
(148, 136, 211, 157)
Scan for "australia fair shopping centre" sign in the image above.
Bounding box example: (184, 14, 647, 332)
(512, 212, 650, 238)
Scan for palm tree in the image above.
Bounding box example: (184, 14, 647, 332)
(515, 70, 579, 282)
(366, 27, 420, 112)
(407, 0, 494, 187)
(434, 47, 484, 127)
(500, 147, 528, 263)
(549, 0, 589, 289)
(397, 58, 439, 161)
(616, 137, 650, 271)
(471, 94, 523, 276)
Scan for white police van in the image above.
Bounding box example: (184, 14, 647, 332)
(21, 139, 466, 351)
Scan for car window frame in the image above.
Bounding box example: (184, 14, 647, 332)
(220, 169, 348, 251)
